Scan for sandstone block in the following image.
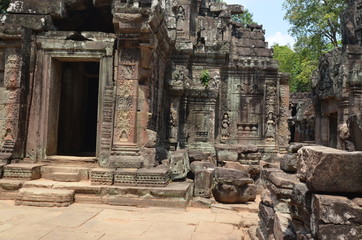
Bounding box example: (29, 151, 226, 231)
(188, 150, 212, 162)
(8, 0, 67, 19)
(312, 194, 362, 227)
(16, 188, 74, 207)
(170, 150, 190, 180)
(4, 164, 43, 180)
(280, 154, 298, 173)
(52, 172, 80, 182)
(268, 171, 299, 190)
(213, 183, 256, 203)
(190, 161, 215, 174)
(90, 168, 115, 185)
(213, 167, 251, 186)
(298, 146, 362, 193)
(194, 169, 213, 198)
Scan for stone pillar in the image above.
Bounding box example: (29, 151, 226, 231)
(113, 48, 139, 145)
(108, 47, 144, 168)
(264, 80, 277, 144)
(277, 74, 290, 151)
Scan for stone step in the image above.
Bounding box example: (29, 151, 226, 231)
(53, 172, 81, 182)
(4, 164, 44, 180)
(42, 155, 97, 165)
(41, 166, 89, 182)
(16, 187, 75, 207)
(20, 179, 193, 208)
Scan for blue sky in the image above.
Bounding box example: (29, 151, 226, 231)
(225, 0, 295, 47)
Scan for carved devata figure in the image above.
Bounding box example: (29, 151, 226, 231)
(265, 82, 276, 142)
(169, 104, 178, 143)
(221, 113, 230, 142)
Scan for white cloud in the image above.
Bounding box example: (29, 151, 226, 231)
(266, 32, 295, 47)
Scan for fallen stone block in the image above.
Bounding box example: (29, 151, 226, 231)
(194, 169, 213, 198)
(190, 161, 215, 174)
(170, 150, 190, 180)
(188, 150, 212, 162)
(213, 183, 256, 204)
(280, 154, 298, 173)
(268, 171, 299, 190)
(298, 146, 362, 193)
(312, 194, 362, 227)
(8, 0, 67, 19)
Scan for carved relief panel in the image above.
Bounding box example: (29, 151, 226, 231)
(113, 48, 140, 145)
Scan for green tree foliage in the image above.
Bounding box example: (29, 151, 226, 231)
(232, 9, 256, 25)
(273, 44, 316, 92)
(0, 0, 10, 14)
(283, 0, 346, 51)
(280, 0, 347, 92)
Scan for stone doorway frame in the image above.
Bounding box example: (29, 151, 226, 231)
(26, 32, 115, 161)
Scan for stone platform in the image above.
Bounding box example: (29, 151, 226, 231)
(0, 178, 193, 208)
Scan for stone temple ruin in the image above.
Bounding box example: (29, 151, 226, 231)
(0, 0, 360, 239)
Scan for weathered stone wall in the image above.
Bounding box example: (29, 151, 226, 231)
(0, 0, 289, 167)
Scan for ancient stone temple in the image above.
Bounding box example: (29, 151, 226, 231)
(0, 0, 289, 210)
(0, 1, 288, 170)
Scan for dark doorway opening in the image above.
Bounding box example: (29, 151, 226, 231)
(57, 62, 99, 156)
(329, 112, 338, 148)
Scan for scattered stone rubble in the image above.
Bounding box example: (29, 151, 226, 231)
(258, 145, 362, 240)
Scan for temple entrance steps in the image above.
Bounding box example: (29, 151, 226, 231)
(0, 163, 194, 208)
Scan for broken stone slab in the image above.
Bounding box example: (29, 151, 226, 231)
(213, 167, 252, 186)
(280, 154, 298, 173)
(316, 224, 362, 240)
(298, 146, 362, 193)
(212, 183, 257, 204)
(4, 163, 44, 180)
(268, 171, 300, 190)
(16, 188, 75, 207)
(188, 150, 212, 162)
(169, 150, 190, 180)
(273, 212, 295, 240)
(287, 143, 315, 153)
(194, 169, 213, 198)
(90, 168, 115, 185)
(8, 0, 67, 19)
(312, 194, 362, 227)
(190, 161, 215, 174)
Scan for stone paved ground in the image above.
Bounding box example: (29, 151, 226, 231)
(0, 199, 259, 240)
